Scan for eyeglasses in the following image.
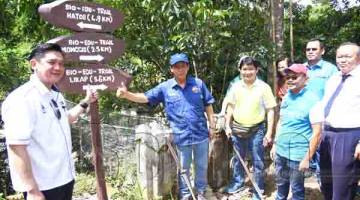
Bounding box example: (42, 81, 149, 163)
(285, 76, 299, 81)
(306, 48, 318, 52)
(50, 99, 61, 120)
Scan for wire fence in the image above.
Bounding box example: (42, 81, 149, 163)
(71, 110, 168, 177)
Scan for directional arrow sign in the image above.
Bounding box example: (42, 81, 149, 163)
(38, 0, 124, 32)
(57, 64, 132, 94)
(48, 32, 125, 63)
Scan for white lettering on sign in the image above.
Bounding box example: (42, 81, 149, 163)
(97, 68, 113, 74)
(82, 84, 108, 91)
(62, 46, 87, 53)
(84, 40, 95, 45)
(89, 46, 112, 53)
(69, 76, 88, 83)
(97, 8, 112, 15)
(82, 69, 95, 75)
(65, 4, 76, 11)
(68, 40, 79, 45)
(66, 12, 86, 20)
(102, 16, 113, 23)
(99, 40, 113, 45)
(93, 75, 113, 83)
(66, 69, 78, 76)
(81, 6, 94, 13)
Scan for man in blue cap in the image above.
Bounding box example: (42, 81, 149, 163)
(117, 53, 215, 200)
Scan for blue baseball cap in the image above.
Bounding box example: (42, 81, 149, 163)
(170, 53, 189, 66)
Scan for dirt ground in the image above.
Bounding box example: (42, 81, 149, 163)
(204, 174, 323, 200)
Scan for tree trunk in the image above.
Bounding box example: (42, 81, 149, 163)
(270, 0, 284, 91)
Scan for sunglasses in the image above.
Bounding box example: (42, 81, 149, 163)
(306, 48, 318, 52)
(50, 99, 61, 120)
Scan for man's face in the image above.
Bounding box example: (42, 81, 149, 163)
(336, 45, 360, 75)
(31, 51, 65, 87)
(240, 64, 258, 84)
(306, 41, 324, 63)
(286, 71, 308, 93)
(170, 62, 189, 80)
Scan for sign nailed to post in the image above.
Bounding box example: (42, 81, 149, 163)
(48, 33, 125, 63)
(39, 1, 129, 199)
(38, 0, 124, 32)
(58, 65, 132, 94)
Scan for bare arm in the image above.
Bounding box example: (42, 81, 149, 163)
(299, 123, 322, 171)
(116, 86, 148, 103)
(67, 89, 98, 123)
(225, 103, 234, 137)
(205, 105, 215, 138)
(270, 116, 281, 160)
(220, 96, 230, 115)
(8, 145, 45, 199)
(264, 107, 275, 147)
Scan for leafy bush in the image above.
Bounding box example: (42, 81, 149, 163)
(73, 173, 97, 197)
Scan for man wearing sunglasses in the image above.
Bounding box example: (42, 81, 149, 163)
(2, 43, 98, 200)
(304, 39, 338, 184)
(305, 39, 338, 98)
(271, 64, 322, 200)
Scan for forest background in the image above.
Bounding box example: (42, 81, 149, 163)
(0, 0, 360, 117)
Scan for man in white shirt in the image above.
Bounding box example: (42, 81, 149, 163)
(304, 42, 360, 200)
(2, 43, 97, 200)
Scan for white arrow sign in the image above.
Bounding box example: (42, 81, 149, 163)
(79, 55, 104, 62)
(83, 84, 108, 91)
(77, 22, 102, 30)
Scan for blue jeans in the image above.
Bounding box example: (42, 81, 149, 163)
(275, 154, 305, 200)
(176, 139, 208, 198)
(230, 123, 265, 200)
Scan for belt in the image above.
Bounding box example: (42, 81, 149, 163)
(324, 125, 360, 132)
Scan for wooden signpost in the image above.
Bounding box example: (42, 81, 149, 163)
(39, 1, 131, 199)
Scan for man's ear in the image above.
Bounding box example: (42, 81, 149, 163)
(321, 48, 325, 56)
(30, 59, 37, 72)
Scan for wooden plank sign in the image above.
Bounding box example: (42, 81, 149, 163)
(57, 64, 132, 94)
(38, 0, 124, 32)
(48, 32, 125, 63)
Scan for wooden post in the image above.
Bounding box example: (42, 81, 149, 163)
(90, 100, 108, 200)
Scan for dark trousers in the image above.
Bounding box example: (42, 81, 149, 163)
(319, 127, 360, 200)
(24, 180, 74, 200)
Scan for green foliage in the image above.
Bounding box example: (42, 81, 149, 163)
(284, 2, 360, 63)
(108, 163, 144, 200)
(73, 173, 97, 196)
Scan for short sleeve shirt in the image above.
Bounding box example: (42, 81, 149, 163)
(2, 75, 75, 191)
(276, 87, 320, 161)
(228, 79, 276, 126)
(305, 59, 338, 98)
(145, 76, 215, 146)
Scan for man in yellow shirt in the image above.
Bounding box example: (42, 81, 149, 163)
(225, 56, 276, 199)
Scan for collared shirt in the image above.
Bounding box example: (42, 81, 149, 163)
(310, 66, 360, 128)
(276, 87, 320, 161)
(226, 75, 241, 94)
(227, 79, 276, 126)
(145, 76, 215, 146)
(2, 75, 75, 191)
(305, 59, 338, 98)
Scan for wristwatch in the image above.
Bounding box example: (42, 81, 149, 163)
(79, 101, 89, 109)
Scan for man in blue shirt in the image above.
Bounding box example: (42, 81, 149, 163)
(305, 39, 338, 98)
(271, 64, 322, 200)
(116, 53, 215, 200)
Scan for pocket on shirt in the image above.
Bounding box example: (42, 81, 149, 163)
(166, 96, 182, 111)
